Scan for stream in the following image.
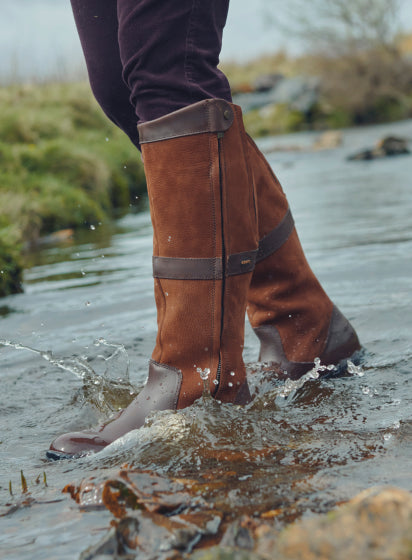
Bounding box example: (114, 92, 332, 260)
(1, 121, 412, 559)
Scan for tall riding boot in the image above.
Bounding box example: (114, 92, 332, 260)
(246, 136, 361, 380)
(47, 99, 258, 459)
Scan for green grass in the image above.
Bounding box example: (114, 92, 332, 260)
(0, 82, 146, 297)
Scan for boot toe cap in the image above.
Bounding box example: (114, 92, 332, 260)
(47, 431, 109, 460)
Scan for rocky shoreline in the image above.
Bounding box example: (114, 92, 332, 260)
(68, 469, 412, 560)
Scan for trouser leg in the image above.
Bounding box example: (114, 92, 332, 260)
(70, 0, 140, 148)
(116, 0, 232, 122)
(70, 0, 232, 143)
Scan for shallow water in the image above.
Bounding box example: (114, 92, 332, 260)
(1, 121, 412, 558)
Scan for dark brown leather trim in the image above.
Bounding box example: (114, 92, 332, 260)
(254, 305, 361, 380)
(254, 324, 313, 380)
(153, 256, 223, 280)
(153, 249, 258, 280)
(256, 208, 295, 263)
(147, 360, 182, 411)
(233, 381, 252, 405)
(321, 305, 361, 363)
(226, 249, 258, 276)
(138, 99, 234, 144)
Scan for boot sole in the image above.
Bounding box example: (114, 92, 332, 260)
(46, 449, 86, 461)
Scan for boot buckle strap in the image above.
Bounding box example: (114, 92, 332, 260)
(257, 208, 294, 263)
(153, 249, 257, 280)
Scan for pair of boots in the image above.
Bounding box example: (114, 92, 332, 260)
(48, 100, 360, 459)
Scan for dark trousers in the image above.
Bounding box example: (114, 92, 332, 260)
(70, 0, 232, 148)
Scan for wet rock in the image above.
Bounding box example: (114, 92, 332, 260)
(102, 469, 203, 517)
(253, 73, 284, 93)
(64, 469, 203, 515)
(233, 76, 320, 114)
(220, 523, 254, 550)
(256, 486, 412, 560)
(191, 548, 263, 560)
(378, 136, 410, 155)
(348, 135, 410, 160)
(190, 487, 412, 560)
(81, 509, 222, 560)
(79, 518, 138, 560)
(69, 469, 223, 558)
(312, 131, 343, 150)
(29, 227, 74, 248)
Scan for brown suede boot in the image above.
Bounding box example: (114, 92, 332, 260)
(246, 135, 361, 380)
(47, 99, 258, 459)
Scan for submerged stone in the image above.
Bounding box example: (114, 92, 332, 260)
(348, 136, 410, 160)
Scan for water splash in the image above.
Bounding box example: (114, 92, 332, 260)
(347, 360, 365, 377)
(196, 366, 211, 397)
(0, 339, 137, 413)
(0, 339, 95, 380)
(93, 338, 130, 384)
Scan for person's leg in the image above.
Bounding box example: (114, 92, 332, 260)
(48, 100, 258, 459)
(116, 0, 232, 123)
(70, 0, 231, 142)
(48, 2, 257, 459)
(70, 0, 140, 147)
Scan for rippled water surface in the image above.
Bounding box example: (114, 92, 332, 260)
(1, 121, 412, 559)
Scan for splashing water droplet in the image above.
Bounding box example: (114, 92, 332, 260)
(347, 360, 364, 376)
(90, 225, 96, 231)
(228, 382, 233, 387)
(230, 371, 235, 377)
(198, 368, 210, 381)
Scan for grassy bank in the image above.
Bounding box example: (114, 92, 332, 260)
(0, 82, 146, 297)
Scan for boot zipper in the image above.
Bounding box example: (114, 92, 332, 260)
(216, 132, 226, 390)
